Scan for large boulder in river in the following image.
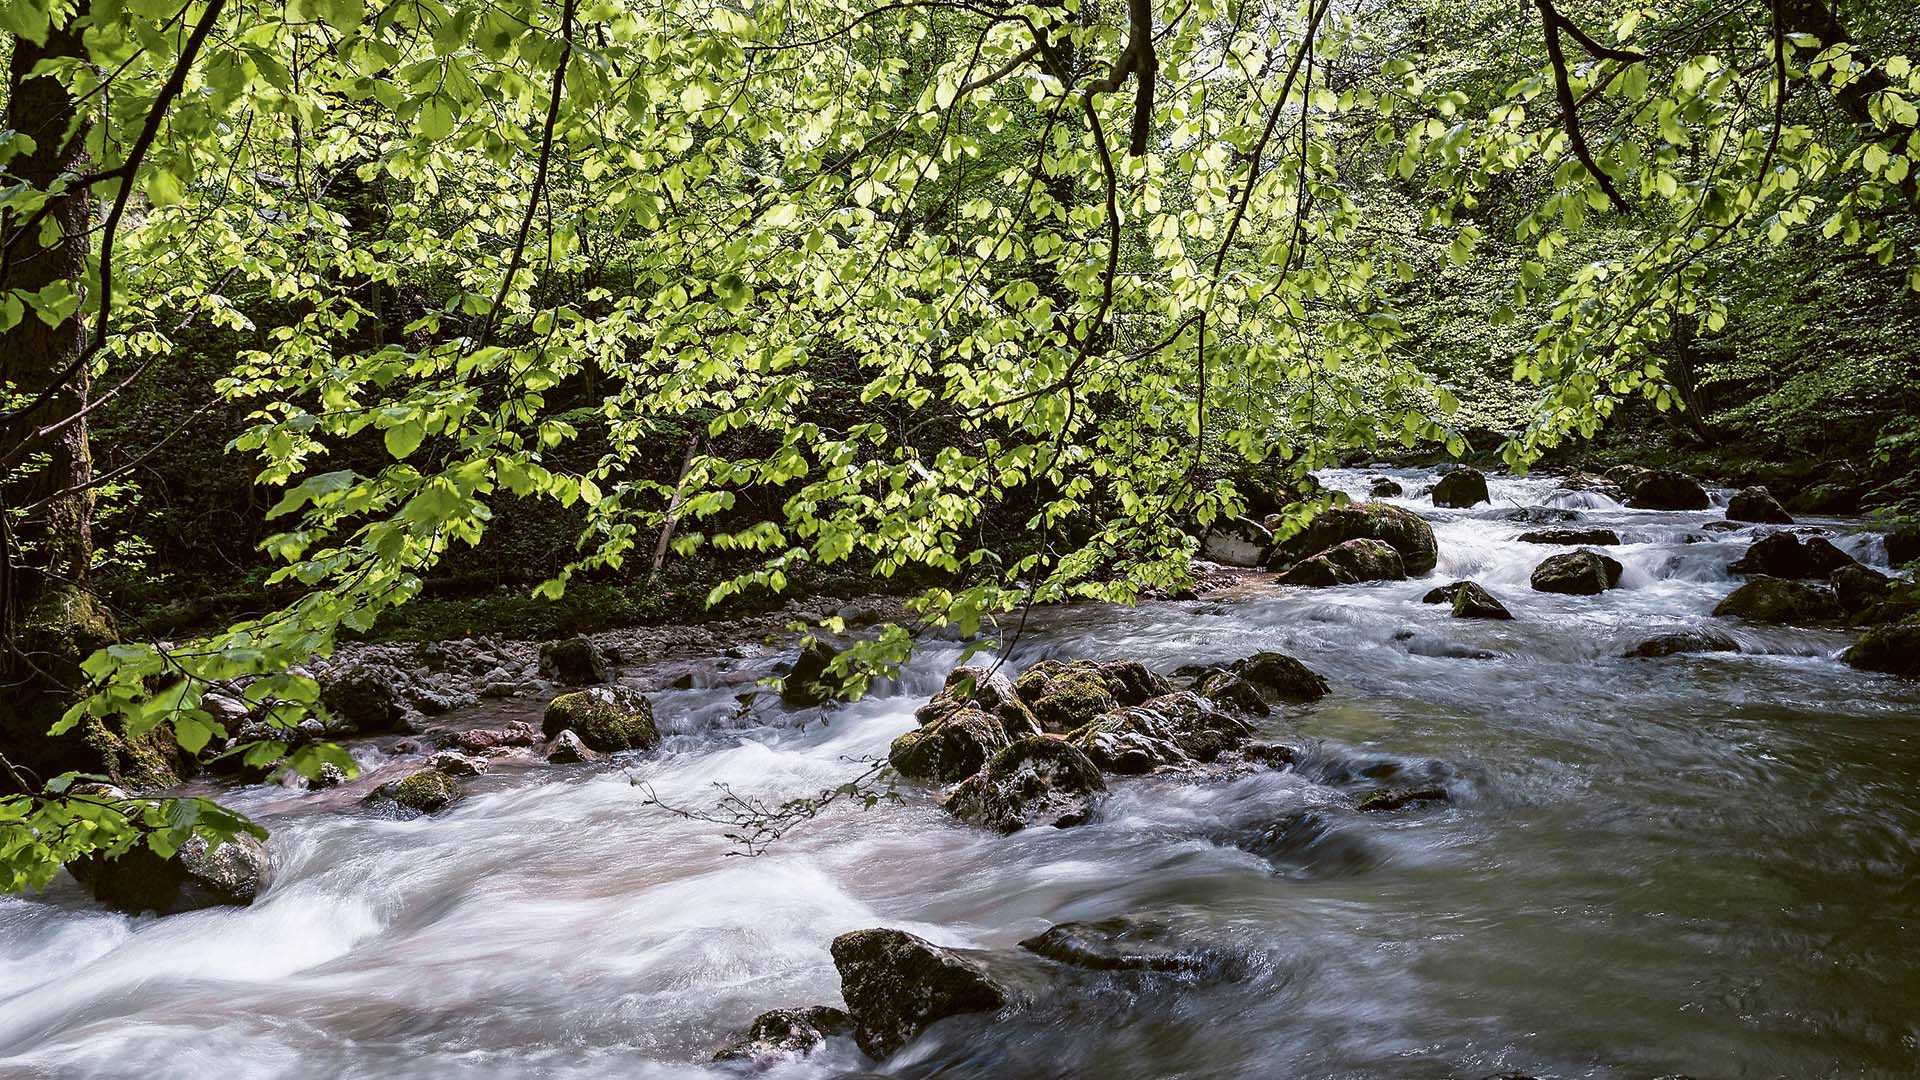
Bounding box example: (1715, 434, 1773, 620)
(542, 685, 659, 752)
(1423, 580, 1513, 620)
(1844, 621, 1920, 677)
(1230, 651, 1330, 702)
(713, 1005, 851, 1063)
(368, 769, 464, 816)
(537, 636, 607, 685)
(1013, 659, 1168, 734)
(1729, 533, 1856, 579)
(1431, 467, 1489, 508)
(1199, 517, 1273, 567)
(944, 736, 1105, 832)
(1831, 564, 1895, 616)
(319, 663, 409, 734)
(1065, 692, 1253, 774)
(1529, 549, 1623, 595)
(1713, 576, 1843, 625)
(1624, 469, 1710, 510)
(890, 708, 1011, 782)
(830, 929, 1008, 1060)
(1725, 486, 1792, 525)
(917, 665, 1039, 736)
(780, 639, 843, 707)
(1270, 501, 1438, 576)
(68, 833, 270, 916)
(1517, 527, 1620, 546)
(1275, 538, 1406, 587)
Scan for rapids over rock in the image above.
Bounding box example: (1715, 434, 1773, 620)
(2, 468, 1917, 1079)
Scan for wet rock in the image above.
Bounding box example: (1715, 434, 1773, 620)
(1019, 917, 1211, 973)
(1726, 486, 1792, 525)
(307, 763, 348, 789)
(1355, 786, 1448, 812)
(1498, 506, 1583, 524)
(1013, 659, 1167, 734)
(1517, 527, 1621, 546)
(1093, 659, 1174, 705)
(1557, 471, 1620, 496)
(780, 639, 843, 708)
(541, 686, 659, 752)
(545, 730, 600, 763)
(1199, 516, 1274, 568)
(1729, 533, 1856, 579)
(1431, 467, 1489, 508)
(428, 751, 488, 777)
(1242, 741, 1299, 768)
(917, 665, 1041, 737)
(68, 833, 270, 916)
(1244, 809, 1380, 877)
(944, 736, 1106, 832)
(1230, 651, 1331, 702)
(1623, 469, 1709, 510)
(412, 689, 475, 716)
(1195, 670, 1270, 716)
(1831, 563, 1895, 617)
(830, 928, 1008, 1060)
(1399, 635, 1498, 660)
(1529, 549, 1623, 595)
(1699, 520, 1744, 532)
(1885, 525, 1920, 567)
(435, 722, 535, 754)
(1844, 621, 1920, 677)
(713, 1005, 852, 1062)
(1625, 629, 1739, 657)
(890, 708, 1011, 782)
(319, 663, 409, 734)
(1269, 501, 1438, 576)
(369, 769, 464, 816)
(1275, 538, 1406, 586)
(1713, 576, 1843, 625)
(1423, 581, 1513, 620)
(1066, 692, 1253, 773)
(1605, 464, 1651, 489)
(1369, 477, 1403, 497)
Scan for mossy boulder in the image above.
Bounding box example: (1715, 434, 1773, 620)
(917, 665, 1040, 736)
(1275, 537, 1406, 587)
(67, 833, 270, 916)
(1012, 658, 1168, 734)
(1355, 787, 1448, 813)
(1844, 621, 1920, 677)
(889, 708, 1011, 782)
(1831, 563, 1895, 618)
(1726, 486, 1792, 525)
(713, 1005, 852, 1062)
(1271, 501, 1438, 576)
(830, 928, 1008, 1060)
(1623, 470, 1709, 510)
(944, 736, 1106, 832)
(541, 685, 659, 752)
(1430, 580, 1513, 620)
(1195, 670, 1270, 716)
(537, 636, 607, 685)
(1229, 651, 1330, 702)
(1530, 549, 1623, 595)
(370, 769, 464, 816)
(1065, 692, 1253, 773)
(1431, 467, 1489, 508)
(1713, 576, 1843, 625)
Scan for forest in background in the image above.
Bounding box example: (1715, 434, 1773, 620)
(2, 0, 1918, 888)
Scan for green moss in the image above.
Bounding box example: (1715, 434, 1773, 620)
(543, 688, 660, 752)
(381, 769, 462, 813)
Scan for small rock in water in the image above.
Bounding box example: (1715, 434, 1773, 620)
(1713, 576, 1844, 625)
(1242, 741, 1299, 768)
(1517, 527, 1621, 546)
(67, 833, 270, 916)
(1726, 485, 1793, 524)
(1196, 670, 1270, 716)
(1624, 629, 1740, 658)
(1423, 581, 1513, 620)
(368, 769, 464, 816)
(429, 751, 488, 777)
(1530, 549, 1623, 595)
(545, 729, 599, 763)
(307, 763, 349, 790)
(830, 928, 1008, 1060)
(1355, 786, 1449, 812)
(1229, 651, 1331, 702)
(1019, 917, 1212, 972)
(780, 638, 843, 707)
(1729, 532, 1856, 580)
(537, 636, 608, 686)
(1431, 467, 1489, 508)
(712, 1005, 852, 1062)
(1497, 506, 1583, 524)
(1369, 477, 1403, 497)
(1268, 501, 1438, 575)
(944, 736, 1106, 832)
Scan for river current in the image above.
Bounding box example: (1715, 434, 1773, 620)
(2, 469, 1915, 1079)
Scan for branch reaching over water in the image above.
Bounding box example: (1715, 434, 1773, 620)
(632, 757, 899, 856)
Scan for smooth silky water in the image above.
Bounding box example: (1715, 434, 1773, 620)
(3, 470, 1916, 1079)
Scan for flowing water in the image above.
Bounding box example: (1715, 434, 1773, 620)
(3, 469, 1917, 1080)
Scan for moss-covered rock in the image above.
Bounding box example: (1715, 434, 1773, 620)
(541, 685, 659, 752)
(1422, 580, 1512, 619)
(915, 665, 1040, 737)
(1275, 537, 1406, 586)
(370, 769, 464, 816)
(1530, 549, 1623, 595)
(1355, 786, 1448, 813)
(1831, 563, 1896, 618)
(1713, 576, 1843, 625)
(1011, 659, 1161, 734)
(1843, 620, 1920, 677)
(830, 928, 1008, 1060)
(1229, 651, 1331, 702)
(944, 736, 1106, 832)
(1065, 692, 1253, 774)
(1431, 467, 1489, 508)
(537, 636, 607, 685)
(1726, 486, 1792, 524)
(889, 708, 1010, 782)
(1270, 501, 1438, 576)
(1195, 670, 1270, 716)
(1624, 629, 1739, 657)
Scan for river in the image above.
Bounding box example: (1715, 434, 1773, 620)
(2, 468, 1915, 1079)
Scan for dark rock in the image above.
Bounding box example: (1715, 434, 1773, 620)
(1726, 486, 1792, 524)
(1832, 563, 1895, 616)
(369, 769, 463, 816)
(1270, 501, 1439, 576)
(890, 708, 1011, 782)
(713, 1006, 852, 1062)
(1431, 467, 1489, 508)
(918, 666, 1042, 737)
(1355, 786, 1448, 812)
(1517, 527, 1621, 546)
(68, 833, 270, 916)
(319, 664, 408, 734)
(1885, 525, 1920, 567)
(1014, 662, 1117, 734)
(1369, 478, 1403, 497)
(1844, 621, 1920, 677)
(1729, 533, 1856, 579)
(1423, 580, 1512, 619)
(545, 730, 599, 763)
(1019, 917, 1211, 972)
(537, 637, 608, 685)
(1713, 576, 1843, 625)
(781, 639, 842, 707)
(1529, 549, 1624, 595)
(1625, 629, 1739, 657)
(1195, 670, 1270, 716)
(1275, 537, 1406, 586)
(1229, 651, 1331, 702)
(1066, 692, 1253, 773)
(944, 736, 1105, 832)
(1199, 516, 1274, 567)
(307, 763, 348, 789)
(1700, 520, 1744, 532)
(1624, 469, 1709, 510)
(541, 686, 659, 752)
(830, 929, 1008, 1060)
(1242, 741, 1299, 768)
(1497, 506, 1583, 523)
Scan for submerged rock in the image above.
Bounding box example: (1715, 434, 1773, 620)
(68, 833, 270, 916)
(1624, 470, 1709, 510)
(1729, 532, 1856, 579)
(537, 636, 607, 686)
(917, 665, 1041, 737)
(1725, 486, 1792, 525)
(1529, 549, 1623, 595)
(1423, 580, 1513, 620)
(713, 1005, 852, 1062)
(1431, 467, 1489, 508)
(369, 769, 464, 816)
(541, 685, 659, 752)
(1625, 629, 1739, 657)
(1270, 501, 1439, 576)
(1713, 576, 1843, 625)
(1844, 621, 1920, 677)
(891, 708, 1011, 782)
(1274, 537, 1406, 586)
(1019, 917, 1212, 973)
(1230, 651, 1331, 702)
(1066, 692, 1253, 773)
(830, 928, 1008, 1060)
(1517, 527, 1621, 546)
(1355, 786, 1448, 812)
(944, 736, 1106, 832)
